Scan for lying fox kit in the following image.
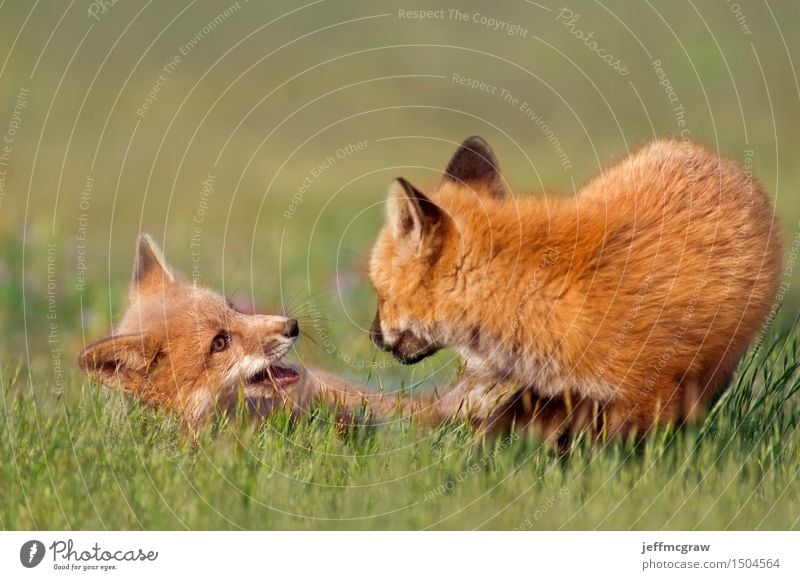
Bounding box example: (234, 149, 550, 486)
(369, 136, 783, 439)
(79, 235, 395, 430)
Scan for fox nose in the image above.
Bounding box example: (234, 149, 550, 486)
(283, 318, 299, 339)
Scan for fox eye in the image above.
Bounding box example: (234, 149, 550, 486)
(210, 333, 230, 354)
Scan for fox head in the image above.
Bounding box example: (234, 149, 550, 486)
(368, 136, 508, 364)
(78, 234, 301, 427)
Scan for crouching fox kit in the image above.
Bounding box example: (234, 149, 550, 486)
(369, 136, 782, 439)
(79, 235, 411, 431)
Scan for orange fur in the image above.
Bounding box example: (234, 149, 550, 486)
(78, 235, 419, 432)
(369, 136, 783, 439)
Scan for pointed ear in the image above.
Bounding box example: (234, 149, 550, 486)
(443, 135, 506, 199)
(131, 234, 175, 301)
(387, 177, 444, 247)
(78, 334, 162, 392)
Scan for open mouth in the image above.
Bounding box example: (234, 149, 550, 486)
(249, 364, 301, 389)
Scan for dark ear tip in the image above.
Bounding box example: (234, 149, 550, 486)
(459, 135, 495, 159)
(443, 136, 506, 198)
(463, 135, 489, 146)
(444, 136, 499, 180)
(393, 177, 420, 197)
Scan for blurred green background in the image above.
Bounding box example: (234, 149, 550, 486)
(1, 0, 799, 390)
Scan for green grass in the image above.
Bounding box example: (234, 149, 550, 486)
(2, 325, 799, 530)
(2, 0, 800, 531)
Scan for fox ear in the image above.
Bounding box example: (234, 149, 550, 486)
(387, 177, 444, 247)
(443, 135, 506, 199)
(78, 334, 162, 392)
(131, 234, 175, 301)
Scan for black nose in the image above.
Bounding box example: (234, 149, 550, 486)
(284, 318, 299, 338)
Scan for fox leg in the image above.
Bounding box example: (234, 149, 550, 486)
(474, 388, 597, 449)
(672, 363, 736, 426)
(304, 369, 435, 425)
(432, 375, 518, 425)
(602, 374, 698, 438)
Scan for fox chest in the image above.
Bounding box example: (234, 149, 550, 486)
(458, 347, 616, 402)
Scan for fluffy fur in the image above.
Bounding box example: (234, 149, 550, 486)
(79, 235, 417, 431)
(369, 136, 783, 440)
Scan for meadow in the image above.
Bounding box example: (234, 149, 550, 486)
(1, 0, 800, 529)
(2, 326, 800, 529)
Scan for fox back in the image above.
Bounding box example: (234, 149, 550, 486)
(368, 137, 783, 437)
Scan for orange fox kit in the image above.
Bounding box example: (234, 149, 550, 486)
(369, 136, 782, 438)
(79, 235, 396, 430)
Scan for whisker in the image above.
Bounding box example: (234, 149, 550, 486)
(298, 330, 324, 351)
(281, 287, 337, 319)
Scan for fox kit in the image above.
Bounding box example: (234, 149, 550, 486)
(79, 235, 405, 431)
(369, 136, 783, 439)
